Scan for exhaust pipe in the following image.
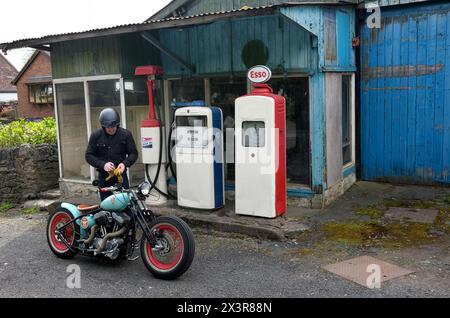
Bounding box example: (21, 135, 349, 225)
(83, 225, 98, 245)
(94, 226, 127, 255)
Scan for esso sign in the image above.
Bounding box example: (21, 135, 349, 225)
(247, 65, 272, 84)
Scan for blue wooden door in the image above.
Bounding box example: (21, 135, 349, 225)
(360, 2, 450, 185)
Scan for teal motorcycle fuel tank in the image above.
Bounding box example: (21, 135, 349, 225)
(100, 193, 130, 212)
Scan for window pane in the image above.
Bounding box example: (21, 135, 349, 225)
(242, 121, 265, 147)
(342, 75, 352, 165)
(210, 77, 247, 181)
(269, 77, 310, 185)
(56, 83, 89, 180)
(171, 79, 204, 104)
(125, 79, 164, 186)
(88, 80, 121, 132)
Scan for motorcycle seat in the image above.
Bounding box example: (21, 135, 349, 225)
(77, 204, 100, 213)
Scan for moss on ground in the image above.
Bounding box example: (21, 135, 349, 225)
(383, 199, 435, 209)
(321, 221, 435, 248)
(23, 206, 41, 215)
(0, 203, 15, 214)
(354, 205, 386, 220)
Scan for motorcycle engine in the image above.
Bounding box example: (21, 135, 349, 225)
(89, 211, 131, 260)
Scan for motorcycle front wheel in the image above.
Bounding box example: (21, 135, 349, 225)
(140, 216, 195, 280)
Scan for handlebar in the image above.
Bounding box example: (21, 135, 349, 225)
(100, 186, 117, 193)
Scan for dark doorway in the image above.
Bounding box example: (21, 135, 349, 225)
(269, 77, 311, 186)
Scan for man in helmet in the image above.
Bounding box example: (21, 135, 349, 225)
(85, 108, 139, 200)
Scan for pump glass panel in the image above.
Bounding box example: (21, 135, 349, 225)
(176, 115, 208, 149)
(242, 121, 265, 148)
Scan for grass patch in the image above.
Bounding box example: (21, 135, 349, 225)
(322, 221, 434, 248)
(0, 203, 14, 214)
(23, 206, 41, 215)
(355, 205, 385, 220)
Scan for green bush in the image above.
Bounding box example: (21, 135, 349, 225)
(0, 118, 57, 148)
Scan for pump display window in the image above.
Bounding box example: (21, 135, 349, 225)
(268, 77, 311, 186)
(56, 83, 89, 180)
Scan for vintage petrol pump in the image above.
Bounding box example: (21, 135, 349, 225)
(235, 66, 287, 218)
(135, 65, 168, 205)
(174, 103, 225, 210)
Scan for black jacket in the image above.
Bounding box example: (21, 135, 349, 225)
(85, 127, 139, 171)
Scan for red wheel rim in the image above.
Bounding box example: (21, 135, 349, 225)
(146, 224, 184, 271)
(49, 212, 74, 252)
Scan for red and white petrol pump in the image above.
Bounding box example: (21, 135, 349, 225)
(235, 66, 287, 218)
(135, 65, 168, 205)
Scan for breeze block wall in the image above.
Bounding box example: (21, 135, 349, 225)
(0, 144, 58, 203)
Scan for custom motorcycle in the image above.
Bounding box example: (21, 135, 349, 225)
(46, 180, 195, 280)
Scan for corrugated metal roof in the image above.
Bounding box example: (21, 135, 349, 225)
(149, 0, 360, 21)
(1, 5, 280, 52)
(358, 0, 434, 7)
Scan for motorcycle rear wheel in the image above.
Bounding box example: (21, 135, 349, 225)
(140, 216, 195, 280)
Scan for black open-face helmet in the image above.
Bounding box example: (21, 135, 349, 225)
(99, 108, 120, 128)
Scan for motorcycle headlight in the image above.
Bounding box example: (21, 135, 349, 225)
(138, 182, 151, 196)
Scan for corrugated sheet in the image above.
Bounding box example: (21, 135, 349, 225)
(153, 1, 359, 20)
(360, 1, 450, 184)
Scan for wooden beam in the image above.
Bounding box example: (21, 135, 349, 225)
(141, 32, 195, 73)
(30, 45, 51, 52)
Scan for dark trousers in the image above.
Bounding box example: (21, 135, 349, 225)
(98, 170, 130, 202)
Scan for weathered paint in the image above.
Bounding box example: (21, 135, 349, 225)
(158, 14, 313, 77)
(281, 5, 356, 70)
(360, 1, 450, 184)
(326, 73, 343, 188)
(51, 33, 160, 79)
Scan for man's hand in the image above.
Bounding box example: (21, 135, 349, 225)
(117, 163, 126, 174)
(104, 162, 115, 172)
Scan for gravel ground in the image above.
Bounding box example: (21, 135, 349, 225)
(0, 211, 448, 298)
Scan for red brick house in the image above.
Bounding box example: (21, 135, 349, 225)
(12, 50, 54, 118)
(0, 53, 17, 103)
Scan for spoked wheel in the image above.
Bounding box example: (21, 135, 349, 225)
(46, 208, 78, 259)
(141, 216, 195, 280)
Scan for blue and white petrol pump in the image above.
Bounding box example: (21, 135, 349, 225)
(173, 102, 225, 210)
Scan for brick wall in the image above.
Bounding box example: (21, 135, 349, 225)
(16, 52, 54, 119)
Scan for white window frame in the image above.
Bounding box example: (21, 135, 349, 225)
(53, 74, 124, 183)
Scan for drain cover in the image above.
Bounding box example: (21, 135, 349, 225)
(323, 256, 414, 288)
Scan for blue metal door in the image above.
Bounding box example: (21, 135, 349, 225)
(360, 2, 450, 184)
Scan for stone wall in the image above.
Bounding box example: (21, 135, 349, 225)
(0, 144, 58, 203)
